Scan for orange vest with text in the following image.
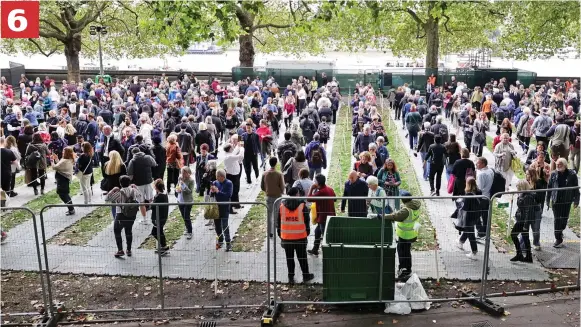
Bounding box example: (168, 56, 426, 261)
(280, 203, 308, 240)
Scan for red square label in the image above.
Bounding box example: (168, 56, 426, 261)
(1, 1, 40, 38)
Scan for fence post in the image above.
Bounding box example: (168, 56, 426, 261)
(39, 209, 56, 315)
(155, 205, 164, 309)
(270, 202, 275, 303)
(378, 198, 386, 302)
(28, 209, 49, 318)
(480, 195, 496, 301)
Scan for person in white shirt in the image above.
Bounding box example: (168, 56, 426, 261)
(49, 86, 60, 110)
(475, 157, 494, 238)
(223, 143, 244, 212)
(297, 87, 307, 115)
(138, 116, 153, 145)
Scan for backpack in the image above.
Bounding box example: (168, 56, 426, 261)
(318, 122, 330, 139)
(120, 190, 139, 217)
(489, 169, 506, 198)
(430, 115, 437, 126)
(24, 145, 41, 169)
(310, 144, 323, 166)
(438, 124, 449, 141)
(538, 117, 551, 135)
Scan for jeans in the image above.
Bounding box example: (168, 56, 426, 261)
(243, 154, 259, 183)
(309, 167, 322, 180)
(58, 192, 74, 212)
(266, 196, 280, 236)
(429, 164, 444, 193)
(214, 217, 231, 243)
(311, 222, 326, 252)
(178, 204, 193, 234)
(397, 238, 415, 272)
(408, 130, 418, 150)
(511, 220, 531, 256)
(420, 152, 430, 180)
(79, 173, 92, 204)
(553, 203, 572, 243)
(282, 240, 310, 278)
(114, 214, 135, 251)
(459, 227, 478, 253)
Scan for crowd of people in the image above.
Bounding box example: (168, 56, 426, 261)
(393, 76, 580, 261)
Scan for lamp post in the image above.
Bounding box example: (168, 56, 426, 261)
(89, 25, 107, 77)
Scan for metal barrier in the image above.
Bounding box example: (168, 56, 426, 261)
(269, 194, 489, 308)
(37, 201, 268, 316)
(481, 186, 581, 301)
(0, 207, 50, 323)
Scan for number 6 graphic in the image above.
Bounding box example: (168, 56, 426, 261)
(7, 9, 27, 32)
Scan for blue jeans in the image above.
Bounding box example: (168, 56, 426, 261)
(420, 152, 430, 180)
(445, 166, 453, 181)
(214, 217, 231, 243)
(408, 130, 418, 150)
(309, 167, 322, 180)
(178, 204, 193, 234)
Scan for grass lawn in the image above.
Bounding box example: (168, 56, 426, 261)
(489, 198, 513, 252)
(47, 206, 111, 245)
(1, 169, 103, 232)
(327, 106, 354, 213)
(568, 205, 580, 237)
(232, 191, 267, 252)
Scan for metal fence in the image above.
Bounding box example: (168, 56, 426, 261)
(1, 188, 579, 323)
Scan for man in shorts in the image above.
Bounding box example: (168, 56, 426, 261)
(127, 147, 157, 224)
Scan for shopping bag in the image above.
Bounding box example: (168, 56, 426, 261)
(310, 203, 317, 225)
(447, 175, 456, 194)
(204, 196, 220, 220)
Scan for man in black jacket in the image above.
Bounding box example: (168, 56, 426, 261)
(340, 171, 369, 217)
(277, 132, 298, 165)
(177, 123, 194, 165)
(99, 125, 125, 172)
(424, 135, 446, 196)
(126, 135, 155, 164)
(546, 158, 580, 248)
(127, 147, 157, 224)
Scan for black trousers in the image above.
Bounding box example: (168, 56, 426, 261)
(114, 214, 135, 251)
(397, 238, 415, 272)
(464, 134, 473, 153)
(282, 240, 310, 278)
(151, 218, 167, 248)
(460, 227, 478, 253)
(476, 199, 490, 237)
(226, 173, 241, 205)
(166, 167, 180, 191)
(9, 172, 16, 192)
(57, 191, 74, 212)
(511, 220, 531, 255)
(394, 106, 402, 120)
(243, 154, 259, 183)
(429, 164, 444, 193)
(332, 109, 338, 124)
(0, 170, 10, 192)
(553, 203, 572, 243)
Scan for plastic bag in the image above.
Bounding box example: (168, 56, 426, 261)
(400, 273, 431, 310)
(384, 283, 411, 315)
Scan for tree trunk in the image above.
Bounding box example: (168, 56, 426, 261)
(64, 34, 82, 82)
(425, 20, 439, 69)
(238, 33, 255, 67)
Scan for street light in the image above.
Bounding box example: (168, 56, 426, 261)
(90, 25, 107, 77)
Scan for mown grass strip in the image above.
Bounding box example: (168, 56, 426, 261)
(383, 114, 436, 251)
(568, 206, 580, 237)
(232, 191, 267, 252)
(327, 105, 354, 214)
(1, 169, 103, 232)
(490, 199, 513, 251)
(47, 206, 111, 246)
(140, 205, 184, 250)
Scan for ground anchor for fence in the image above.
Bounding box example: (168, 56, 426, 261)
(44, 302, 66, 327)
(261, 297, 281, 326)
(461, 291, 504, 316)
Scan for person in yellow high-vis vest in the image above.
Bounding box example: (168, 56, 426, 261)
(277, 187, 315, 284)
(382, 190, 421, 281)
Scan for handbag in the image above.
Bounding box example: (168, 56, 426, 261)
(447, 175, 456, 194)
(204, 196, 220, 220)
(510, 157, 520, 172)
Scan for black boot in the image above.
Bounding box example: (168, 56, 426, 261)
(33, 187, 38, 195)
(288, 275, 295, 285)
(510, 253, 523, 262)
(303, 273, 315, 282)
(308, 239, 321, 256)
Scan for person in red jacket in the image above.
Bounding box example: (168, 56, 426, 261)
(307, 174, 336, 256)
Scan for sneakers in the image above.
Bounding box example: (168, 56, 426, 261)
(397, 268, 411, 281)
(114, 250, 125, 257)
(302, 273, 315, 282)
(65, 210, 76, 216)
(466, 252, 478, 260)
(1, 231, 7, 244)
(553, 240, 564, 248)
(533, 245, 541, 251)
(456, 240, 465, 251)
(126, 250, 132, 257)
(185, 232, 192, 240)
(155, 246, 170, 255)
(430, 190, 436, 196)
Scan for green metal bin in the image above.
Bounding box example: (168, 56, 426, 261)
(322, 216, 396, 302)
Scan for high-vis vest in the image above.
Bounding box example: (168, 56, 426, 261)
(396, 207, 420, 240)
(280, 203, 308, 240)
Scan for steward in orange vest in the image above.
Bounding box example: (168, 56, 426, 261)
(277, 187, 315, 284)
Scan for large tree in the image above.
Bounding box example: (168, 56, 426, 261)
(0, 0, 174, 82)
(148, 0, 317, 67)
